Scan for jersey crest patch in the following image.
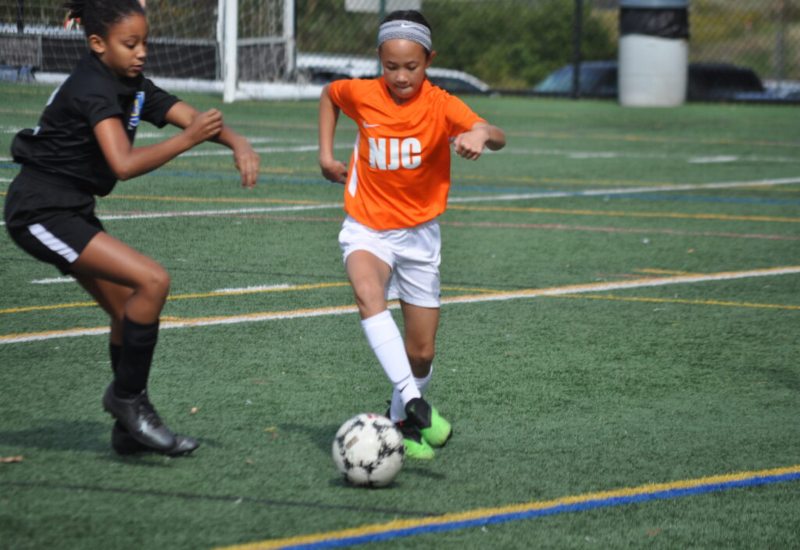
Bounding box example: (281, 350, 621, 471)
(128, 91, 145, 130)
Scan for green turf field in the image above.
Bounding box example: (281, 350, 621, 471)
(1, 80, 799, 549)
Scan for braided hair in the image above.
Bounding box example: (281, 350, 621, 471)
(64, 0, 145, 38)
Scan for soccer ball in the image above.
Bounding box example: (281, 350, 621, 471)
(332, 413, 404, 487)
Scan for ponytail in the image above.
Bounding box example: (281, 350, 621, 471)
(63, 0, 145, 38)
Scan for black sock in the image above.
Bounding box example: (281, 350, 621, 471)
(114, 317, 159, 398)
(109, 343, 122, 375)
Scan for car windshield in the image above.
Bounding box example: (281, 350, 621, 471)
(533, 64, 612, 94)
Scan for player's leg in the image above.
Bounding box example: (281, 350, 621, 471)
(72, 232, 169, 397)
(387, 219, 450, 449)
(71, 233, 196, 455)
(73, 272, 131, 367)
(74, 273, 196, 456)
(395, 302, 451, 448)
(346, 251, 434, 459)
(346, 250, 423, 404)
(74, 274, 143, 454)
(401, 300, 439, 378)
(346, 249, 391, 318)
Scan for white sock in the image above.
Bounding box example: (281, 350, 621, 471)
(390, 365, 433, 422)
(361, 310, 421, 408)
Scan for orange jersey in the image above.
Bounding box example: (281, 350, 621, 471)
(328, 77, 485, 230)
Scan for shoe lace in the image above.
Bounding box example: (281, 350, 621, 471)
(405, 398, 432, 429)
(135, 391, 164, 428)
(395, 420, 423, 443)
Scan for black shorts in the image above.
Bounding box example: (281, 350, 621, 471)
(4, 167, 104, 275)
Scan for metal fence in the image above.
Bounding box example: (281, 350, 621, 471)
(1, 0, 798, 101)
(294, 0, 800, 99)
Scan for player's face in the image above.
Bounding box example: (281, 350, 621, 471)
(379, 39, 433, 104)
(90, 12, 148, 79)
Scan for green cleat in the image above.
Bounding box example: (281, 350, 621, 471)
(405, 397, 452, 448)
(396, 419, 435, 460)
(424, 406, 452, 447)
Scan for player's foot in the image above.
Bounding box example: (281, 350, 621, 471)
(405, 397, 452, 448)
(102, 384, 177, 453)
(395, 419, 435, 460)
(111, 421, 199, 457)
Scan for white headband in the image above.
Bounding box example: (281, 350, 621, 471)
(377, 20, 432, 51)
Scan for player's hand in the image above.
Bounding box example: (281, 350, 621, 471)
(453, 127, 489, 160)
(185, 109, 224, 145)
(232, 138, 260, 188)
(320, 157, 348, 185)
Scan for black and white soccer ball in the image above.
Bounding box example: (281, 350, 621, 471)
(332, 413, 405, 487)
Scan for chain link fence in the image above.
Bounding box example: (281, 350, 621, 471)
(295, 0, 800, 100)
(1, 0, 798, 101)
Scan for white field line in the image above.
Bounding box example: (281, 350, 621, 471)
(447, 177, 800, 204)
(97, 203, 343, 221)
(212, 283, 292, 293)
(3, 176, 796, 226)
(180, 144, 320, 157)
(504, 147, 800, 165)
(3, 265, 798, 345)
(31, 277, 75, 285)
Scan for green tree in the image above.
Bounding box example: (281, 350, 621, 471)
(427, 0, 616, 88)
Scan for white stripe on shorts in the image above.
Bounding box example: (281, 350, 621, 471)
(28, 223, 80, 263)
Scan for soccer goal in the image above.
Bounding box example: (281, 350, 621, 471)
(0, 0, 297, 102)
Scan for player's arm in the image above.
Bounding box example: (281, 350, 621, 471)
(164, 102, 259, 188)
(94, 108, 223, 181)
(453, 122, 506, 161)
(318, 85, 347, 184)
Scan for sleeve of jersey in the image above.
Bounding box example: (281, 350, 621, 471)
(75, 82, 125, 129)
(327, 80, 359, 120)
(445, 95, 486, 137)
(141, 79, 181, 128)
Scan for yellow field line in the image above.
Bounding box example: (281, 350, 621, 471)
(217, 464, 800, 550)
(0, 282, 501, 316)
(3, 266, 799, 344)
(558, 293, 800, 311)
(449, 204, 800, 224)
(0, 282, 350, 315)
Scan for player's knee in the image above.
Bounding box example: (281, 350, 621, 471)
(408, 345, 435, 370)
(141, 267, 171, 302)
(352, 285, 386, 317)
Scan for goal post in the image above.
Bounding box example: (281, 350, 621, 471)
(0, 0, 297, 102)
(222, 0, 238, 103)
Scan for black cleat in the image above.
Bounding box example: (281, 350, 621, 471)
(111, 422, 199, 457)
(102, 384, 177, 453)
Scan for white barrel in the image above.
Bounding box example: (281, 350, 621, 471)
(618, 0, 690, 107)
(619, 35, 688, 106)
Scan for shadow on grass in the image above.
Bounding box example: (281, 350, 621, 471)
(0, 419, 112, 453)
(282, 421, 449, 486)
(0, 419, 218, 465)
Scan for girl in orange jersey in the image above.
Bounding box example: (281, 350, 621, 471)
(318, 10, 506, 459)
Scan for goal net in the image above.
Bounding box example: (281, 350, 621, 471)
(0, 0, 295, 102)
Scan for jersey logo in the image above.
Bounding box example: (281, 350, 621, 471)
(128, 91, 145, 130)
(368, 137, 421, 170)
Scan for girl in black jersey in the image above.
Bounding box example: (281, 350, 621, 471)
(4, 0, 260, 456)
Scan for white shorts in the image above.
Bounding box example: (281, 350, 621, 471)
(338, 216, 441, 308)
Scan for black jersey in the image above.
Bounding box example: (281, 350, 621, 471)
(10, 52, 180, 197)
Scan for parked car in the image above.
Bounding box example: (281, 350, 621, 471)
(533, 60, 618, 98)
(296, 52, 492, 95)
(532, 60, 781, 102)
